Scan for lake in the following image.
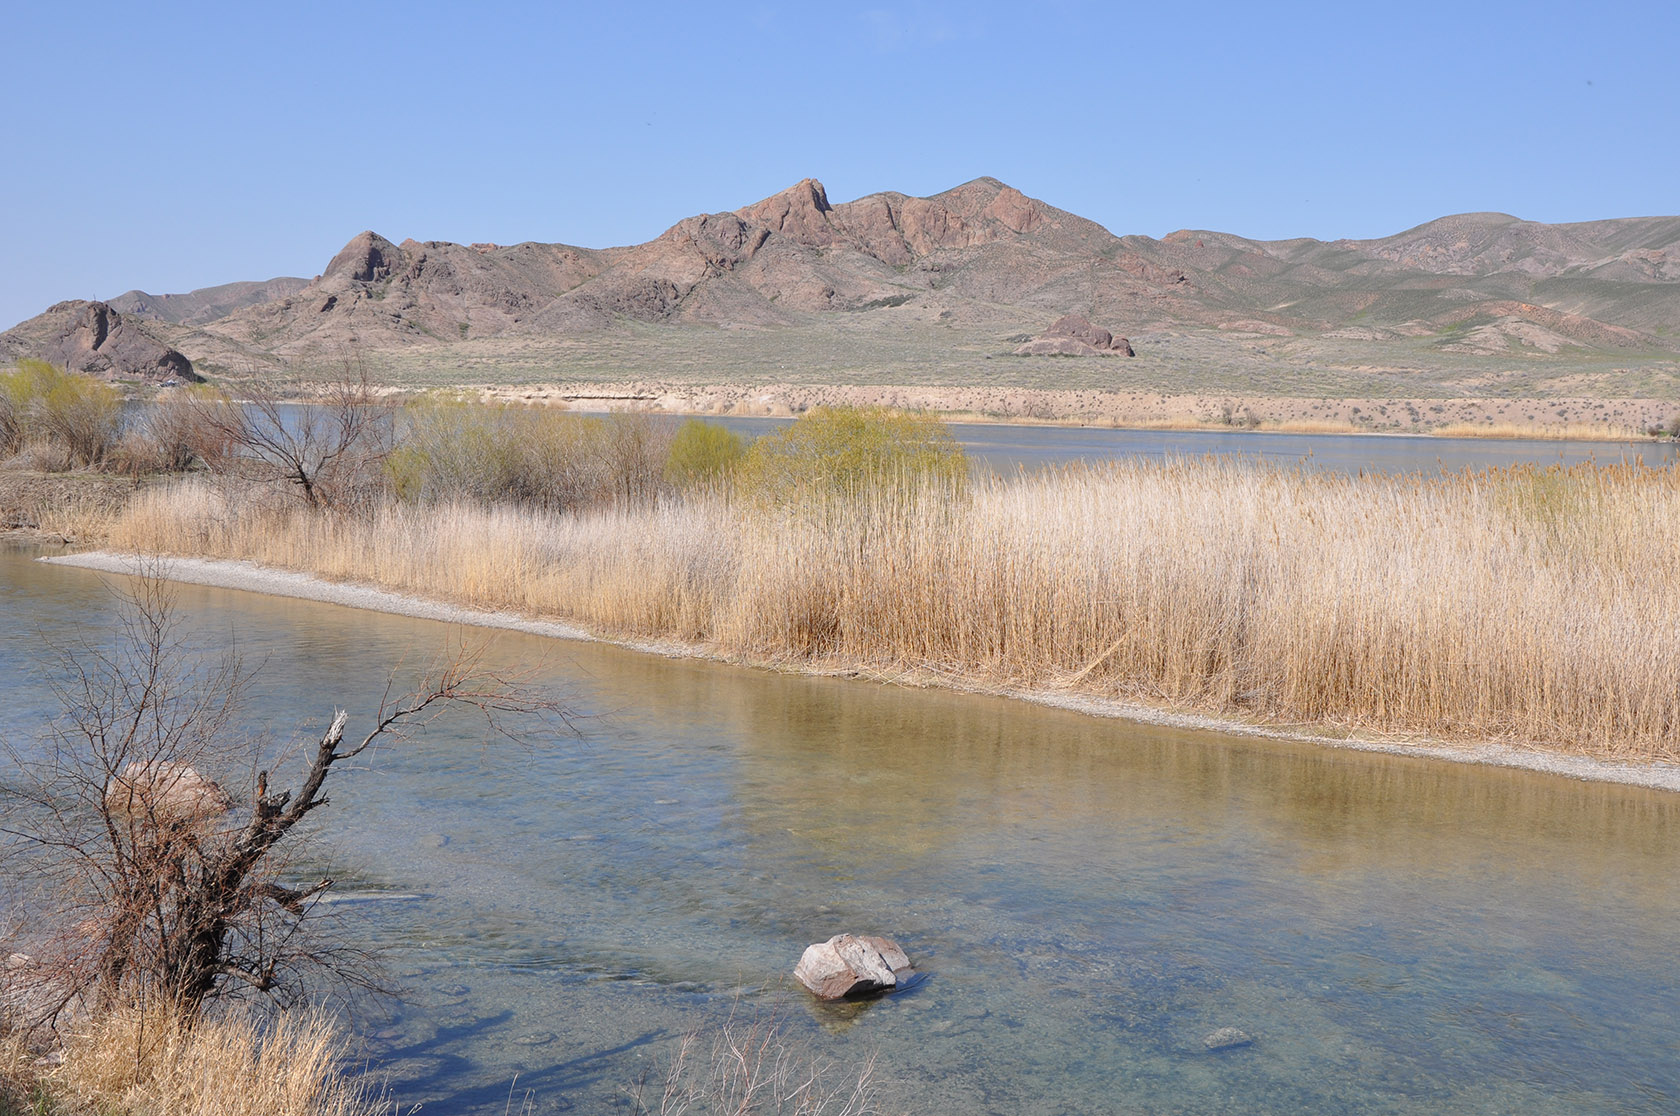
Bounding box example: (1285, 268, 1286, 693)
(3, 543, 1679, 1114)
(627, 413, 1680, 475)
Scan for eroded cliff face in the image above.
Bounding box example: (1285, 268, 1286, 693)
(0, 300, 198, 382)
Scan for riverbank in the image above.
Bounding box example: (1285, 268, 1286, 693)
(46, 548, 1680, 794)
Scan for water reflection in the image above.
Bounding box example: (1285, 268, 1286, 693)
(3, 546, 1678, 1114)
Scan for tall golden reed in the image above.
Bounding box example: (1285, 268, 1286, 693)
(108, 460, 1680, 760)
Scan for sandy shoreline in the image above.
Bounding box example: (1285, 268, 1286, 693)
(43, 550, 1680, 794)
(465, 380, 1680, 439)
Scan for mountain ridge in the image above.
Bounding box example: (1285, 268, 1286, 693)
(4, 177, 1678, 384)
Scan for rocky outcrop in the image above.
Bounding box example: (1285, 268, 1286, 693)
(11, 301, 199, 382)
(794, 934, 913, 1000)
(1014, 314, 1135, 356)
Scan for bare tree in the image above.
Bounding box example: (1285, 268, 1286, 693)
(1, 577, 562, 1034)
(190, 356, 393, 510)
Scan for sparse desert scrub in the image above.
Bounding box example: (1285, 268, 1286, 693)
(108, 460, 1680, 760)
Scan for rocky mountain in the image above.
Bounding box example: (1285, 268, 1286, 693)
(4, 178, 1678, 382)
(107, 277, 311, 326)
(0, 300, 198, 383)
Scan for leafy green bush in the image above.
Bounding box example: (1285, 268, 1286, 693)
(0, 360, 123, 468)
(664, 418, 746, 487)
(733, 405, 965, 502)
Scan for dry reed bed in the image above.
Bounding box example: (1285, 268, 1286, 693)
(108, 461, 1680, 761)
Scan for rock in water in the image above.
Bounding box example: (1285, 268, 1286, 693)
(794, 933, 913, 1000)
(104, 761, 232, 825)
(1203, 1026, 1254, 1051)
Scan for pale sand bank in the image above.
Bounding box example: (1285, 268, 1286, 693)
(472, 380, 1680, 439)
(44, 550, 1680, 794)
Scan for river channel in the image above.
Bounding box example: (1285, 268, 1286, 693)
(3, 541, 1678, 1115)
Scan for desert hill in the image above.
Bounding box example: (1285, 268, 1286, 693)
(3, 177, 1678, 387)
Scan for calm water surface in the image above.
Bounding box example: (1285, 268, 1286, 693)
(4, 546, 1679, 1114)
(659, 414, 1680, 475)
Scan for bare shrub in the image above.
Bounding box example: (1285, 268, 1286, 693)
(388, 400, 673, 511)
(8, 438, 76, 474)
(181, 362, 392, 510)
(112, 386, 241, 475)
(1, 576, 562, 1031)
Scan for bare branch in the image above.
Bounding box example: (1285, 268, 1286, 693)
(4, 578, 566, 1028)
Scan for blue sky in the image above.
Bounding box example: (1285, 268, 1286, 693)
(3, 0, 1675, 330)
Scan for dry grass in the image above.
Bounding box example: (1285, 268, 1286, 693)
(633, 1013, 885, 1116)
(4, 1004, 388, 1116)
(1431, 420, 1650, 442)
(108, 460, 1680, 760)
(1259, 418, 1363, 434)
(0, 471, 136, 540)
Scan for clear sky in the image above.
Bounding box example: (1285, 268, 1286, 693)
(3, 0, 1675, 330)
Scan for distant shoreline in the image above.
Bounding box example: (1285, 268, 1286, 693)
(452, 381, 1679, 442)
(45, 550, 1680, 795)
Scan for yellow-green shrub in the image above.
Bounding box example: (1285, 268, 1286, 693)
(0, 360, 123, 467)
(734, 406, 964, 503)
(664, 418, 746, 487)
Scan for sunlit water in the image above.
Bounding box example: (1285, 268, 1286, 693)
(4, 544, 1679, 1114)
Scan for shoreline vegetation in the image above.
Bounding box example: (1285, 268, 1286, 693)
(79, 451, 1680, 774)
(1, 366, 1676, 779)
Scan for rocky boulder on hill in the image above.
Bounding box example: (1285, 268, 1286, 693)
(1014, 313, 1134, 356)
(1, 300, 199, 382)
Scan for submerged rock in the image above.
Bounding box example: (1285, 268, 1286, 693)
(104, 761, 232, 825)
(794, 933, 913, 1000)
(1202, 1026, 1254, 1051)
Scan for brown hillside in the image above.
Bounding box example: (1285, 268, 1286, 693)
(4, 179, 1677, 386)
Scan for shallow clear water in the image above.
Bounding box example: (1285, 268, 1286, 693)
(4, 545, 1679, 1114)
